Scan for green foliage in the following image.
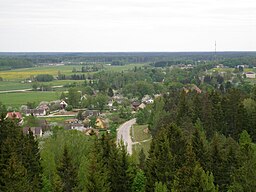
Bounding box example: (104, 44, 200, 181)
(154, 182, 167, 192)
(67, 87, 81, 107)
(57, 146, 78, 192)
(0, 119, 42, 191)
(35, 74, 54, 82)
(41, 130, 93, 191)
(107, 87, 114, 97)
(132, 170, 146, 192)
(136, 109, 150, 125)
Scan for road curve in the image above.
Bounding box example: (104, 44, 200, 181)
(117, 118, 136, 155)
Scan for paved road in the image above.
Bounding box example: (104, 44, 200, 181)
(0, 85, 63, 94)
(0, 89, 32, 93)
(117, 118, 136, 155)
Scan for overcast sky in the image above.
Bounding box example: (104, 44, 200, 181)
(0, 0, 255, 52)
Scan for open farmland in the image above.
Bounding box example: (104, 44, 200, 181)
(0, 91, 60, 108)
(0, 63, 147, 80)
(0, 65, 82, 80)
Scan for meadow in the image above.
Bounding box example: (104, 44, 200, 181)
(0, 63, 147, 80)
(0, 91, 60, 109)
(0, 63, 147, 108)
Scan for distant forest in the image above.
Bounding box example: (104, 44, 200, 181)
(1, 52, 256, 70)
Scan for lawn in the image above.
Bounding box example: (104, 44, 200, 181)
(132, 140, 151, 163)
(0, 91, 61, 108)
(131, 124, 152, 163)
(131, 124, 151, 142)
(40, 116, 75, 124)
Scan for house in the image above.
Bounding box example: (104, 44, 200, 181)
(192, 85, 202, 94)
(70, 123, 85, 131)
(64, 118, 79, 124)
(84, 128, 99, 136)
(60, 100, 68, 109)
(142, 95, 154, 104)
(5, 112, 23, 125)
(138, 103, 146, 110)
(131, 101, 141, 111)
(25, 108, 46, 116)
(95, 118, 107, 129)
(23, 127, 43, 137)
(83, 110, 100, 118)
(245, 72, 255, 79)
(37, 104, 49, 111)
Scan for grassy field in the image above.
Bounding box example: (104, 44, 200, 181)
(131, 124, 151, 142)
(0, 91, 61, 108)
(0, 80, 85, 91)
(132, 140, 151, 163)
(0, 81, 31, 91)
(0, 63, 148, 80)
(0, 65, 82, 80)
(40, 116, 75, 124)
(131, 124, 152, 163)
(0, 63, 147, 108)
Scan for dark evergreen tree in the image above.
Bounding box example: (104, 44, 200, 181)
(132, 170, 146, 192)
(22, 129, 42, 191)
(57, 146, 78, 192)
(107, 87, 114, 97)
(2, 152, 32, 192)
(138, 148, 146, 170)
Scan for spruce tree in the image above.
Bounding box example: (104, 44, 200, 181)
(2, 152, 32, 192)
(22, 129, 42, 191)
(132, 170, 146, 192)
(57, 146, 78, 192)
(138, 148, 146, 170)
(84, 148, 110, 192)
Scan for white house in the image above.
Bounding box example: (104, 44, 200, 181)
(245, 72, 256, 79)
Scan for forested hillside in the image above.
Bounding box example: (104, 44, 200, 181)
(1, 84, 256, 191)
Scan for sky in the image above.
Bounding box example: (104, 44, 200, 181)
(0, 0, 256, 52)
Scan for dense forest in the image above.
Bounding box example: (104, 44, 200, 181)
(1, 52, 256, 69)
(1, 85, 256, 191)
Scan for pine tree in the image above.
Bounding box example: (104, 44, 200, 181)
(107, 87, 114, 97)
(138, 148, 146, 170)
(145, 124, 186, 191)
(57, 146, 78, 192)
(132, 170, 146, 192)
(229, 131, 256, 191)
(84, 147, 110, 192)
(154, 182, 167, 192)
(22, 129, 42, 191)
(2, 152, 32, 192)
(192, 120, 209, 170)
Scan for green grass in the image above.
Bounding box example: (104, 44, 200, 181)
(0, 81, 31, 91)
(40, 116, 74, 124)
(132, 140, 151, 163)
(131, 124, 152, 163)
(131, 124, 151, 142)
(0, 91, 61, 108)
(0, 80, 85, 91)
(104, 63, 148, 72)
(0, 63, 148, 81)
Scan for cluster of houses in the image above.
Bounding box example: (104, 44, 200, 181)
(63, 110, 107, 136)
(4, 92, 159, 138)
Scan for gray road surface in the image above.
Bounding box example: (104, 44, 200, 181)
(117, 118, 136, 155)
